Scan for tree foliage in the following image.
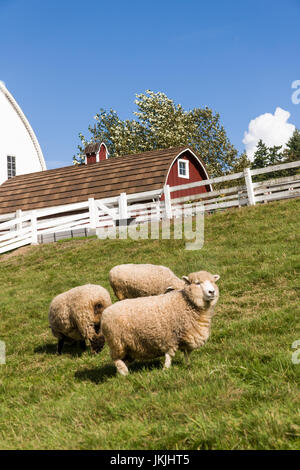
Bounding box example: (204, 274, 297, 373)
(283, 128, 300, 163)
(251, 130, 300, 180)
(75, 90, 246, 177)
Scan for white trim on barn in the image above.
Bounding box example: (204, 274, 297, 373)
(163, 147, 213, 192)
(100, 142, 109, 160)
(177, 158, 190, 179)
(0, 81, 46, 175)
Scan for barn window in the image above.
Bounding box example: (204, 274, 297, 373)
(7, 156, 16, 179)
(178, 159, 189, 179)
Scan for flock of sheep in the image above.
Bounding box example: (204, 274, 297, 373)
(48, 264, 220, 376)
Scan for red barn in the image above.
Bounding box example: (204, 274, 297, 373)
(160, 147, 211, 201)
(84, 142, 109, 164)
(0, 145, 211, 217)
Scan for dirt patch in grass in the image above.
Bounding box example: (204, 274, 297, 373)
(0, 245, 36, 262)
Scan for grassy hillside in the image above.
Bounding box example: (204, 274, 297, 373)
(0, 199, 299, 450)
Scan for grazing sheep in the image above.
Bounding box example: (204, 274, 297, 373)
(101, 271, 220, 376)
(49, 284, 112, 355)
(109, 263, 185, 300)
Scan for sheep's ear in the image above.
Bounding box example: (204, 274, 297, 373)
(164, 286, 175, 294)
(213, 274, 220, 282)
(182, 276, 191, 285)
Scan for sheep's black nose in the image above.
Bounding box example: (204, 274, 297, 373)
(208, 290, 215, 295)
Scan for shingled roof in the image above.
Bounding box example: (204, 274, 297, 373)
(84, 142, 101, 154)
(0, 146, 207, 216)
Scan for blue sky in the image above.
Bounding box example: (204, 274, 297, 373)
(1, 0, 299, 168)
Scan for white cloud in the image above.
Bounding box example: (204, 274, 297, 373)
(243, 107, 295, 160)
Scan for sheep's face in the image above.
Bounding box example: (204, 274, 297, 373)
(94, 302, 104, 324)
(93, 295, 112, 331)
(90, 333, 105, 354)
(182, 271, 220, 311)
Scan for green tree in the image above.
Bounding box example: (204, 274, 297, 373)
(281, 129, 300, 176)
(250, 135, 300, 180)
(251, 140, 269, 170)
(230, 151, 251, 173)
(268, 145, 283, 165)
(283, 129, 300, 162)
(75, 90, 246, 177)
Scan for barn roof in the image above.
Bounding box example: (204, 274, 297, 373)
(84, 142, 101, 154)
(0, 146, 208, 215)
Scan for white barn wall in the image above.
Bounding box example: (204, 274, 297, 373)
(0, 81, 46, 185)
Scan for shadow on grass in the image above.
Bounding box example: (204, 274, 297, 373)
(75, 359, 164, 384)
(34, 342, 85, 358)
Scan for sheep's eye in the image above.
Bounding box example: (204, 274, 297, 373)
(195, 281, 201, 285)
(95, 303, 102, 310)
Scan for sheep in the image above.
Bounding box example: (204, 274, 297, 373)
(48, 284, 112, 355)
(101, 270, 220, 376)
(109, 263, 185, 300)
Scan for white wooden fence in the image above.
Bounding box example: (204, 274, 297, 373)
(0, 159, 299, 254)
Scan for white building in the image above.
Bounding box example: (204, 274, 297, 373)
(0, 81, 46, 185)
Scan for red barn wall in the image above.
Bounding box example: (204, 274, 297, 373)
(86, 154, 97, 164)
(165, 151, 210, 199)
(99, 144, 107, 161)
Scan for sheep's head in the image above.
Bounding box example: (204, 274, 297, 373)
(93, 302, 104, 332)
(90, 333, 105, 354)
(93, 290, 112, 330)
(182, 271, 220, 311)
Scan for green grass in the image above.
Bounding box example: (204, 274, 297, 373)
(0, 199, 299, 450)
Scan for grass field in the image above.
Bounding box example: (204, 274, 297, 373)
(0, 199, 299, 450)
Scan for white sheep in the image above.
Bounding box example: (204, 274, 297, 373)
(48, 284, 112, 354)
(101, 271, 220, 375)
(109, 263, 185, 300)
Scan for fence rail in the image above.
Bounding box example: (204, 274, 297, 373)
(0, 160, 299, 254)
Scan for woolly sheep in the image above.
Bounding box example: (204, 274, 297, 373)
(49, 284, 112, 355)
(101, 270, 220, 375)
(109, 263, 185, 300)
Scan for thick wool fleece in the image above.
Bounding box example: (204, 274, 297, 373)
(49, 284, 112, 345)
(109, 264, 184, 300)
(101, 274, 219, 364)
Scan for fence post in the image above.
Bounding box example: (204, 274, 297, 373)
(88, 197, 97, 229)
(118, 192, 128, 222)
(31, 210, 38, 245)
(244, 168, 256, 206)
(164, 185, 172, 219)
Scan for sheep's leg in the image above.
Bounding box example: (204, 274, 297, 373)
(57, 338, 65, 355)
(164, 351, 175, 369)
(115, 359, 129, 376)
(184, 349, 191, 365)
(164, 353, 172, 369)
(123, 353, 133, 366)
(79, 340, 87, 351)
